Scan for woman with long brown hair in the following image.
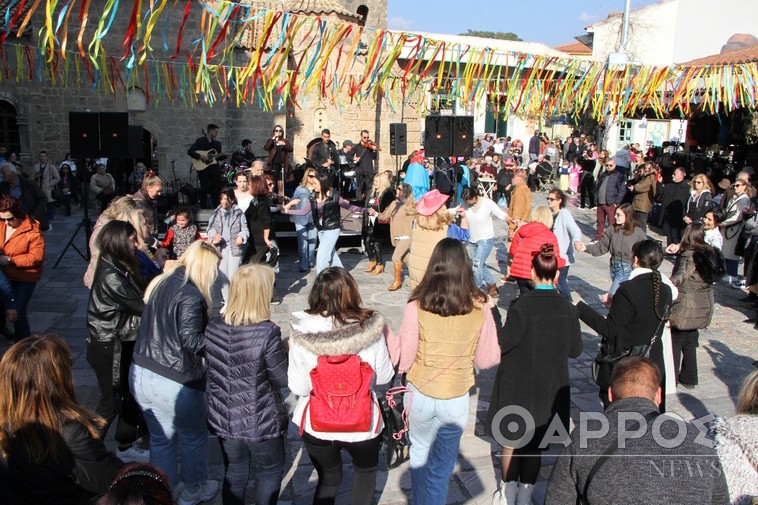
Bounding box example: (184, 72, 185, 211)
(391, 238, 499, 505)
(0, 334, 123, 504)
(288, 267, 394, 505)
(575, 202, 646, 306)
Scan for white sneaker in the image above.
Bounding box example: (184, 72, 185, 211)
(177, 480, 219, 505)
(115, 445, 150, 464)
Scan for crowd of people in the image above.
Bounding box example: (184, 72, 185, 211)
(0, 126, 757, 505)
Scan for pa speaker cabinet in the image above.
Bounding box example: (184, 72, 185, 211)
(424, 116, 453, 157)
(69, 112, 100, 157)
(452, 116, 474, 157)
(99, 112, 129, 158)
(128, 125, 144, 159)
(389, 123, 407, 156)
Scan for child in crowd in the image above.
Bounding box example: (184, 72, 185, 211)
(207, 189, 248, 305)
(160, 208, 202, 259)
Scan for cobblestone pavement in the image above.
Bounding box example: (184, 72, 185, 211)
(2, 193, 755, 504)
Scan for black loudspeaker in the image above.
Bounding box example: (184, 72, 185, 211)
(69, 112, 100, 157)
(128, 125, 144, 159)
(99, 112, 129, 157)
(452, 116, 474, 157)
(424, 116, 453, 157)
(389, 123, 407, 156)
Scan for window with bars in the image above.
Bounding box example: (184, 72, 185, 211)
(618, 120, 633, 143)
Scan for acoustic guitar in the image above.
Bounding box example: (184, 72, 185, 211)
(190, 149, 229, 172)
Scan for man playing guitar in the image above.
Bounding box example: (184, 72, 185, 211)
(187, 123, 226, 208)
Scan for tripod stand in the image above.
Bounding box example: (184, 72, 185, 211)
(54, 176, 93, 268)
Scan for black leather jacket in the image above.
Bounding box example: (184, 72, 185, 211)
(132, 268, 210, 390)
(311, 192, 341, 231)
(86, 255, 144, 344)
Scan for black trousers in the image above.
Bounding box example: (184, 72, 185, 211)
(301, 431, 381, 505)
(671, 328, 699, 386)
(355, 172, 374, 200)
(198, 165, 222, 208)
(86, 340, 144, 446)
(579, 172, 595, 208)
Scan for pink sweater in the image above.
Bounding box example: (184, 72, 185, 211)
(388, 301, 501, 373)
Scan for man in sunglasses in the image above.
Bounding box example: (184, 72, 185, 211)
(593, 160, 627, 240)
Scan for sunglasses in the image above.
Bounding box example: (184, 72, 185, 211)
(267, 182, 275, 186)
(694, 181, 703, 184)
(0, 217, 14, 223)
(546, 197, 560, 202)
(274, 129, 283, 132)
(605, 164, 615, 167)
(307, 174, 316, 178)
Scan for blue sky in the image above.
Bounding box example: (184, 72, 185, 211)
(387, 0, 661, 47)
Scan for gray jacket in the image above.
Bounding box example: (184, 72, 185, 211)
(586, 225, 647, 264)
(545, 397, 730, 505)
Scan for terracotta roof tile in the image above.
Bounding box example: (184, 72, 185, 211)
(554, 41, 592, 55)
(680, 44, 758, 66)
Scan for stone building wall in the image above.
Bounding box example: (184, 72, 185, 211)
(0, 0, 420, 187)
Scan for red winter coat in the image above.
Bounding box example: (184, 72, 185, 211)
(509, 222, 565, 280)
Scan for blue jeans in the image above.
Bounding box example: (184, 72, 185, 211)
(405, 383, 469, 505)
(219, 437, 285, 505)
(469, 237, 495, 289)
(316, 228, 342, 273)
(557, 265, 572, 302)
(10, 281, 36, 341)
(295, 222, 317, 271)
(129, 364, 209, 489)
(609, 260, 633, 295)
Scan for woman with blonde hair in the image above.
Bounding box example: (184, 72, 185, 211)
(292, 167, 318, 272)
(0, 334, 123, 504)
(129, 240, 222, 504)
(84, 196, 153, 288)
(133, 172, 164, 239)
(378, 183, 416, 291)
(509, 205, 566, 296)
(205, 264, 288, 505)
(684, 173, 715, 224)
(363, 171, 396, 275)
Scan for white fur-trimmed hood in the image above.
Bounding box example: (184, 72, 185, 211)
(290, 311, 386, 356)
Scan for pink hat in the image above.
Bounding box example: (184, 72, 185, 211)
(416, 189, 449, 216)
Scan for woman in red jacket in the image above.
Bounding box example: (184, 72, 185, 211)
(509, 205, 564, 296)
(0, 195, 45, 341)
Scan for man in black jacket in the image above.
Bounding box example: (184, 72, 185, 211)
(593, 160, 627, 240)
(658, 168, 690, 245)
(352, 129, 378, 200)
(545, 357, 729, 505)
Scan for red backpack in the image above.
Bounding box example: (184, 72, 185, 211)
(301, 354, 379, 435)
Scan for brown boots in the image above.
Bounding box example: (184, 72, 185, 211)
(364, 260, 377, 273)
(388, 262, 403, 290)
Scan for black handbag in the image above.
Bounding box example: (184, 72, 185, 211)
(591, 307, 669, 386)
(379, 373, 411, 469)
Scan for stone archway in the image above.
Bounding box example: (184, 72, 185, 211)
(0, 92, 29, 166)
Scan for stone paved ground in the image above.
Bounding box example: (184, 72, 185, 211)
(1, 192, 755, 504)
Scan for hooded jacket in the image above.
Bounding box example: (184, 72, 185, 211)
(509, 222, 565, 280)
(288, 311, 394, 442)
(669, 249, 718, 330)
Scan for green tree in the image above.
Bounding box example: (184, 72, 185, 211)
(459, 30, 522, 41)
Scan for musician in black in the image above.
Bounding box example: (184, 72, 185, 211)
(230, 138, 257, 168)
(338, 139, 356, 196)
(188, 123, 224, 208)
(353, 129, 378, 200)
(263, 125, 293, 195)
(310, 128, 337, 174)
